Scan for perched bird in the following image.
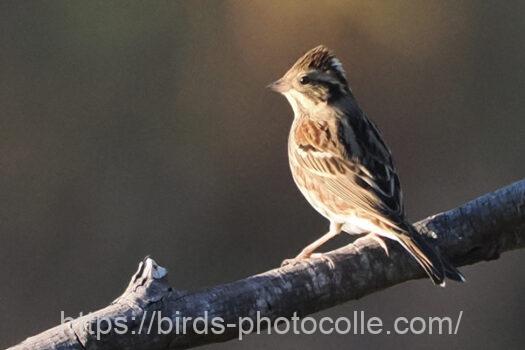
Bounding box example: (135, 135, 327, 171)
(269, 45, 464, 286)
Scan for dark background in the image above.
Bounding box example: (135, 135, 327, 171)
(1, 1, 524, 349)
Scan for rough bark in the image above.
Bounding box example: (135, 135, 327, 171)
(8, 180, 525, 350)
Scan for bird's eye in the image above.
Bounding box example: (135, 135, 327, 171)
(299, 76, 310, 85)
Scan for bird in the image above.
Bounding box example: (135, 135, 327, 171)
(269, 45, 464, 286)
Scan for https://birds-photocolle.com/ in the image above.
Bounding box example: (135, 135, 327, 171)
(269, 45, 465, 286)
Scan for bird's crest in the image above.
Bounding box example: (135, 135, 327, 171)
(292, 45, 347, 82)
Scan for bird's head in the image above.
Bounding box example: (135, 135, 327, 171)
(269, 45, 350, 114)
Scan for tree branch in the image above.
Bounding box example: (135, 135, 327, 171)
(8, 180, 525, 350)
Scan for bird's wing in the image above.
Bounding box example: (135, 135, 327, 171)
(291, 113, 452, 285)
(290, 115, 405, 230)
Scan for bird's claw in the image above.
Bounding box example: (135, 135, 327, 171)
(310, 253, 336, 269)
(367, 233, 390, 256)
(281, 253, 336, 269)
(281, 258, 304, 267)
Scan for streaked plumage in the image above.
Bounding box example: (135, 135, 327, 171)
(270, 45, 464, 286)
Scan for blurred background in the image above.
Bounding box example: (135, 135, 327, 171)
(1, 1, 524, 348)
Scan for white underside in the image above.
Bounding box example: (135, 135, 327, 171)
(341, 216, 399, 242)
(300, 185, 399, 242)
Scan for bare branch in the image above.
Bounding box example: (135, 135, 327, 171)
(8, 180, 525, 350)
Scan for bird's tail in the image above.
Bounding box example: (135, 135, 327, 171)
(442, 256, 466, 283)
(394, 227, 465, 286)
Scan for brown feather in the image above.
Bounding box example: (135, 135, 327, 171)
(277, 46, 464, 285)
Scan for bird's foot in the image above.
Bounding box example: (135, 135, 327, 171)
(281, 258, 304, 267)
(310, 253, 336, 269)
(281, 253, 335, 269)
(281, 257, 307, 267)
(281, 250, 313, 267)
(367, 233, 390, 256)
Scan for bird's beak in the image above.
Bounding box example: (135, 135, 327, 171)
(267, 78, 289, 93)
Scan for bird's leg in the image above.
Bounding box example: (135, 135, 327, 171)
(281, 222, 342, 267)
